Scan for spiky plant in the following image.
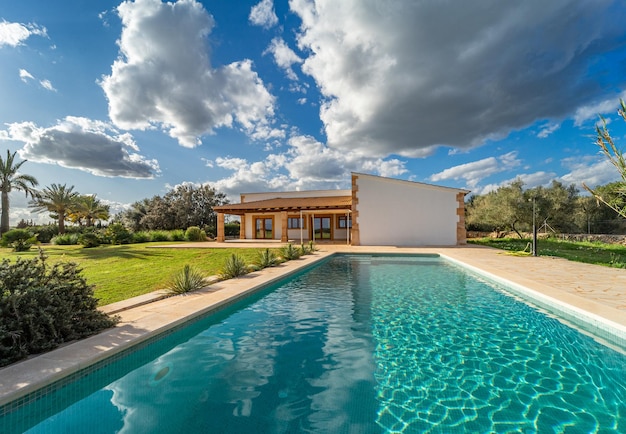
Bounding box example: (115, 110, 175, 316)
(255, 248, 279, 269)
(220, 253, 249, 279)
(166, 264, 207, 295)
(281, 243, 301, 261)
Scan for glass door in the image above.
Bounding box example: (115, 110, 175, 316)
(255, 217, 273, 239)
(313, 216, 331, 239)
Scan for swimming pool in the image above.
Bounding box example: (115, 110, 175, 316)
(2, 254, 625, 432)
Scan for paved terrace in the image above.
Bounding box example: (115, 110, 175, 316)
(1, 244, 626, 408)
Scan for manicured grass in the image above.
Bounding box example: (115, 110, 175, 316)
(469, 237, 626, 268)
(0, 243, 275, 306)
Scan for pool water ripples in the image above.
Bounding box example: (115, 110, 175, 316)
(4, 254, 626, 433)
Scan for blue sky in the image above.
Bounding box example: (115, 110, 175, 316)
(2, 0, 626, 224)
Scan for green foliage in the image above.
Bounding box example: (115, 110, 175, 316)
(255, 248, 279, 269)
(300, 243, 311, 255)
(33, 224, 59, 243)
(51, 233, 80, 245)
(220, 253, 249, 279)
(149, 230, 171, 242)
(280, 243, 301, 260)
(106, 223, 132, 244)
(132, 231, 151, 243)
(185, 226, 206, 241)
(169, 230, 185, 241)
(78, 232, 101, 248)
(0, 251, 118, 367)
(308, 240, 318, 252)
(166, 264, 207, 295)
(224, 222, 240, 237)
(1, 229, 38, 252)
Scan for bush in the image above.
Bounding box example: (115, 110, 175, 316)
(132, 231, 151, 243)
(224, 222, 240, 237)
(220, 254, 249, 279)
(51, 233, 80, 245)
(78, 232, 101, 248)
(33, 225, 59, 243)
(150, 230, 171, 242)
(280, 243, 301, 261)
(0, 251, 118, 367)
(185, 226, 206, 241)
(107, 223, 133, 244)
(169, 230, 185, 241)
(166, 265, 206, 295)
(255, 248, 279, 269)
(1, 229, 38, 252)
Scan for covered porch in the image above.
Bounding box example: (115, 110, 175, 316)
(213, 196, 353, 244)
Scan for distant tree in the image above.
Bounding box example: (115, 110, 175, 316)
(30, 184, 79, 234)
(527, 181, 579, 233)
(467, 179, 530, 237)
(0, 150, 39, 235)
(117, 184, 228, 231)
(583, 100, 626, 218)
(69, 194, 110, 227)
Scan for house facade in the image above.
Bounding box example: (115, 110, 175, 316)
(214, 172, 469, 246)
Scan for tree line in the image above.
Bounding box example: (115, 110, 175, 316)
(465, 179, 625, 236)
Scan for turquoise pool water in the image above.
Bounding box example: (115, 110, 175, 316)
(2, 254, 626, 433)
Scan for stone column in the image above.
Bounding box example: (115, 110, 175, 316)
(217, 212, 225, 242)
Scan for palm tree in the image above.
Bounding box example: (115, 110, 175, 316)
(30, 183, 79, 234)
(0, 150, 39, 235)
(69, 194, 110, 227)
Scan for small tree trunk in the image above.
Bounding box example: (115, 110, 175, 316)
(1, 190, 9, 235)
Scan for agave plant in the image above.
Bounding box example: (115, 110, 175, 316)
(220, 253, 249, 279)
(280, 243, 301, 261)
(166, 264, 206, 295)
(255, 248, 279, 269)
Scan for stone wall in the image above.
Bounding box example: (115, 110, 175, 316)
(467, 231, 626, 245)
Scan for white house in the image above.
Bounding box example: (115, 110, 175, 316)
(214, 172, 469, 246)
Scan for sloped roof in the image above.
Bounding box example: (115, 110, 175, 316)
(214, 196, 352, 214)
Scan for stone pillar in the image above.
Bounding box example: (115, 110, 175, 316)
(240, 214, 246, 239)
(456, 192, 467, 245)
(217, 212, 225, 242)
(350, 174, 360, 245)
(281, 211, 288, 242)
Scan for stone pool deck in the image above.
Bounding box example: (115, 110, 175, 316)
(1, 244, 625, 408)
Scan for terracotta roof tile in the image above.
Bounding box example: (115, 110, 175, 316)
(214, 196, 352, 214)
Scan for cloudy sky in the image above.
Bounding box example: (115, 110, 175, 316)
(2, 0, 626, 223)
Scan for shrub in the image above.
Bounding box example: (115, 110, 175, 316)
(220, 254, 249, 279)
(132, 231, 151, 243)
(166, 265, 207, 295)
(148, 230, 169, 242)
(51, 233, 79, 245)
(255, 248, 279, 269)
(107, 223, 133, 244)
(1, 229, 38, 252)
(33, 225, 59, 243)
(169, 230, 185, 241)
(185, 226, 206, 241)
(78, 232, 101, 248)
(280, 243, 301, 261)
(0, 251, 118, 367)
(224, 222, 240, 237)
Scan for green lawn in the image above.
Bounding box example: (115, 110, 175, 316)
(469, 237, 626, 268)
(0, 243, 273, 306)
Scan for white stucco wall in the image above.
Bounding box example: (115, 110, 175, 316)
(354, 174, 462, 246)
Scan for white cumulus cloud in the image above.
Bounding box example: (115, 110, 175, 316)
(429, 151, 521, 189)
(249, 0, 279, 29)
(264, 37, 302, 80)
(100, 0, 277, 148)
(4, 116, 160, 178)
(0, 20, 47, 47)
(289, 0, 626, 157)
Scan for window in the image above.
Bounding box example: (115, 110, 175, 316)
(337, 215, 352, 229)
(288, 217, 302, 229)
